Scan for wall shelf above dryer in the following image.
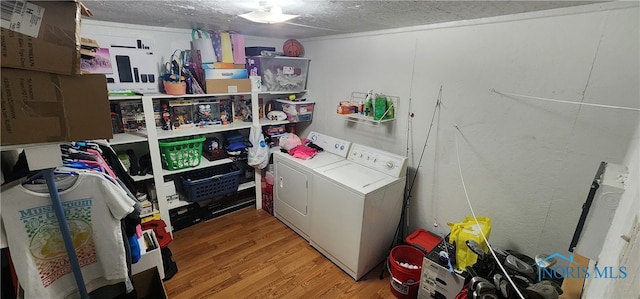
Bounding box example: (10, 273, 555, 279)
(337, 92, 399, 126)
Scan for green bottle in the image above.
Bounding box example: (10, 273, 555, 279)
(373, 95, 387, 121)
(385, 99, 394, 119)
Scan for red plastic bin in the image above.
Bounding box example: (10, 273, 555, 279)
(141, 220, 173, 248)
(405, 228, 442, 253)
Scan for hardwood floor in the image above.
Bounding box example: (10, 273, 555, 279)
(163, 207, 396, 298)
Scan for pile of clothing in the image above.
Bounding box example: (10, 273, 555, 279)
(279, 133, 323, 160)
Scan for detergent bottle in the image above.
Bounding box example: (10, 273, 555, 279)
(373, 95, 387, 121)
(385, 98, 394, 119)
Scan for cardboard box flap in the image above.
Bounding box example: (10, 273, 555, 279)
(81, 37, 99, 49)
(80, 2, 93, 17)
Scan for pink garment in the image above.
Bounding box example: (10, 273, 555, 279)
(289, 145, 318, 160)
(136, 225, 143, 238)
(86, 148, 117, 178)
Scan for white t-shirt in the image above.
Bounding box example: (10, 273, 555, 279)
(1, 172, 135, 299)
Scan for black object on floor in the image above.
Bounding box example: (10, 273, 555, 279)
(161, 247, 178, 281)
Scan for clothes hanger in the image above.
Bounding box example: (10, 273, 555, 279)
(22, 170, 78, 185)
(72, 141, 102, 154)
(84, 149, 116, 178)
(63, 160, 103, 172)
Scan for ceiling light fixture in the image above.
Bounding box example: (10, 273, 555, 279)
(239, 3, 298, 24)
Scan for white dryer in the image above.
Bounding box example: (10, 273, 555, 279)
(310, 143, 407, 280)
(273, 132, 351, 240)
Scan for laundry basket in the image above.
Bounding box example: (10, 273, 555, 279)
(159, 136, 206, 170)
(180, 163, 242, 202)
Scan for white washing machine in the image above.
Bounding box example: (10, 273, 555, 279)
(273, 131, 351, 240)
(310, 143, 407, 280)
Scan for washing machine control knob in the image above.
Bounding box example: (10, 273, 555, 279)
(386, 161, 395, 169)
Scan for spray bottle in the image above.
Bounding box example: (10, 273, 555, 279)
(364, 90, 373, 117)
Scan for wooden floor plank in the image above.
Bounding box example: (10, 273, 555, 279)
(163, 207, 396, 298)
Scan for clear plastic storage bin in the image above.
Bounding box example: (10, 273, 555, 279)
(246, 56, 310, 92)
(275, 100, 315, 123)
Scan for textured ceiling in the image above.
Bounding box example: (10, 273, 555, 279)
(83, 1, 605, 39)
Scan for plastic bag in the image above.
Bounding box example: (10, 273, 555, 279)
(248, 125, 269, 169)
(191, 29, 216, 63)
(447, 216, 492, 271)
(279, 133, 302, 151)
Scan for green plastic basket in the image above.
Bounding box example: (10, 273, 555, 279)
(159, 136, 206, 170)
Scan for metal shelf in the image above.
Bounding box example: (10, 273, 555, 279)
(161, 157, 234, 177)
(238, 181, 256, 191)
(167, 199, 191, 210)
(132, 174, 154, 182)
(140, 89, 280, 232)
(108, 132, 148, 145)
(165, 181, 255, 210)
(155, 122, 252, 140)
(338, 92, 399, 126)
(337, 113, 396, 124)
(259, 118, 290, 126)
(140, 210, 159, 218)
(145, 92, 251, 99)
(257, 90, 307, 95)
(108, 95, 143, 101)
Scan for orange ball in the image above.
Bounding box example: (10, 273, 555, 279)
(283, 39, 303, 57)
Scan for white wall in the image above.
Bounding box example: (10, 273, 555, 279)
(301, 1, 640, 262)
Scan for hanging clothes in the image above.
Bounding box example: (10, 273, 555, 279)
(0, 172, 136, 299)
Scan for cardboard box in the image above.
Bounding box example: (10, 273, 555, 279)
(204, 68, 247, 79)
(1, 68, 112, 145)
(132, 267, 168, 299)
(558, 254, 589, 299)
(206, 79, 251, 94)
(1, 1, 89, 75)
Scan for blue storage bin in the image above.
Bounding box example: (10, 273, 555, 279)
(180, 163, 242, 202)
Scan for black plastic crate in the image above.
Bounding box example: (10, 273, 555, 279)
(180, 163, 242, 202)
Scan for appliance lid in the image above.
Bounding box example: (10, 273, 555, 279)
(273, 150, 345, 169)
(315, 160, 398, 192)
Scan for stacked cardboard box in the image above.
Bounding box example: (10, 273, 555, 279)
(201, 62, 250, 94)
(1, 1, 112, 146)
